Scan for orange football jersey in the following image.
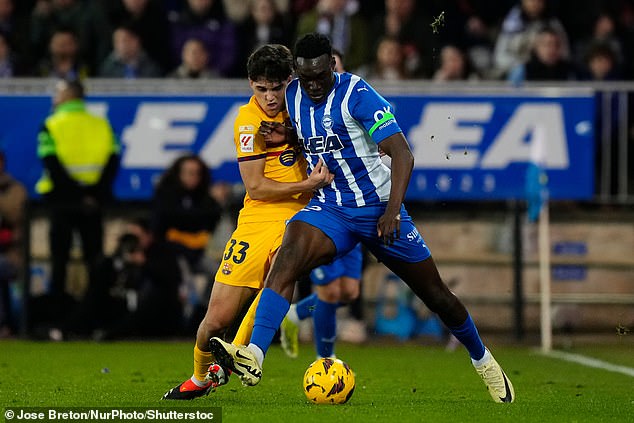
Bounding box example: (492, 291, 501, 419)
(234, 96, 308, 223)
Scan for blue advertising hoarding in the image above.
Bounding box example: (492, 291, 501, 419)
(0, 93, 594, 200)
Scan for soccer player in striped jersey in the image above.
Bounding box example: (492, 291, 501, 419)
(210, 33, 515, 403)
(163, 43, 333, 400)
(278, 49, 367, 360)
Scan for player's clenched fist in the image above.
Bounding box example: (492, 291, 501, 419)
(307, 159, 334, 190)
(258, 119, 297, 146)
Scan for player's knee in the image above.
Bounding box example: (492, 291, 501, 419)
(199, 315, 230, 338)
(339, 279, 360, 303)
(424, 287, 459, 314)
(316, 283, 341, 303)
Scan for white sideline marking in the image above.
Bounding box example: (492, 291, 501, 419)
(543, 350, 634, 377)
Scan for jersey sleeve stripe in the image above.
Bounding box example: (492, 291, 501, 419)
(237, 153, 267, 162)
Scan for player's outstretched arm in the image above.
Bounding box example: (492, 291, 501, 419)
(376, 133, 414, 245)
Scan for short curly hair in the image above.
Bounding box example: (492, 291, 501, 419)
(294, 33, 332, 60)
(247, 44, 294, 82)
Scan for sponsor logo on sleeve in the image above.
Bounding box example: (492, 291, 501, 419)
(240, 133, 254, 152)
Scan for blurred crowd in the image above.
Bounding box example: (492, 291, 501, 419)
(29, 152, 238, 341)
(1, 0, 633, 82)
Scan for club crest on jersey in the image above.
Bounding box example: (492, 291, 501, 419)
(321, 114, 334, 130)
(221, 262, 233, 275)
(279, 148, 298, 166)
(301, 135, 344, 154)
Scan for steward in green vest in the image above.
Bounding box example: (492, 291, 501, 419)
(35, 79, 120, 307)
(36, 80, 120, 201)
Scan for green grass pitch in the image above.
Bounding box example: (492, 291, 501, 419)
(1, 339, 633, 422)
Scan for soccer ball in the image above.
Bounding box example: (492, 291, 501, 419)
(303, 357, 355, 404)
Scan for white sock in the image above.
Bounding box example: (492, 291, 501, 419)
(247, 343, 265, 367)
(471, 348, 492, 367)
(190, 375, 208, 387)
(287, 304, 300, 325)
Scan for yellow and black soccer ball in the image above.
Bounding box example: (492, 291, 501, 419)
(303, 357, 355, 404)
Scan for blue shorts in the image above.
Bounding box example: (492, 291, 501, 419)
(310, 243, 363, 286)
(289, 199, 431, 264)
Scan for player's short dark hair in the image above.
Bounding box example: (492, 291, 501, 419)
(247, 44, 294, 82)
(294, 33, 332, 60)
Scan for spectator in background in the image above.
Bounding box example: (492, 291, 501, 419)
(296, 0, 369, 72)
(169, 37, 218, 79)
(493, 0, 570, 79)
(152, 154, 222, 274)
(164, 0, 183, 15)
(358, 35, 409, 80)
(290, 0, 318, 16)
(0, 31, 12, 77)
(124, 217, 183, 336)
(0, 151, 27, 337)
(508, 25, 575, 84)
(99, 24, 162, 78)
(0, 30, 27, 77)
(234, 0, 293, 77)
(553, 0, 608, 46)
(0, 0, 31, 69)
(431, 0, 514, 79)
(37, 27, 89, 79)
(433, 44, 480, 82)
(11, 0, 35, 18)
(152, 154, 222, 326)
(579, 42, 621, 81)
(616, 1, 634, 80)
(35, 79, 120, 323)
(368, 0, 432, 77)
(94, 0, 170, 75)
(47, 233, 147, 341)
(578, 42, 622, 197)
(29, 0, 95, 70)
(573, 12, 623, 72)
(222, 0, 291, 23)
(169, 0, 238, 77)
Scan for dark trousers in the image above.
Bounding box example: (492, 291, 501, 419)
(48, 203, 103, 298)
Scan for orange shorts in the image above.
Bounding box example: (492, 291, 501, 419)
(214, 220, 287, 289)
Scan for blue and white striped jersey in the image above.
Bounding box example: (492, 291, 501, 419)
(286, 72, 402, 207)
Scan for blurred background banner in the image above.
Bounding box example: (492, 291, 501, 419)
(0, 93, 594, 200)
